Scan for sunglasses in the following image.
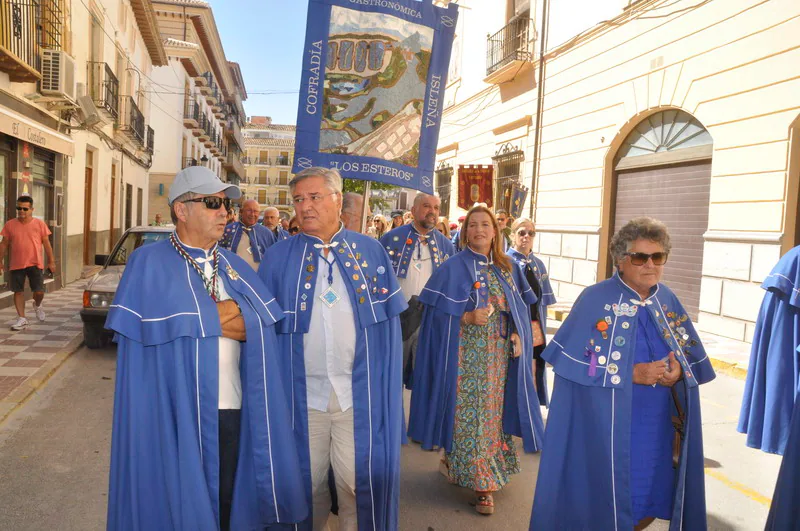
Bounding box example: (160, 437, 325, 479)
(516, 230, 535, 237)
(15, 206, 30, 212)
(288, 227, 300, 234)
(624, 252, 668, 266)
(181, 196, 231, 211)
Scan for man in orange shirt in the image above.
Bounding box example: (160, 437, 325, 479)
(0, 196, 56, 330)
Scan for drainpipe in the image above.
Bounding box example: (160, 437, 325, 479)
(529, 0, 550, 219)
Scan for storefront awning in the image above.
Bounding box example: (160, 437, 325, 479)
(0, 106, 75, 157)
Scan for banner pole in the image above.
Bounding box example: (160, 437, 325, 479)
(360, 181, 372, 234)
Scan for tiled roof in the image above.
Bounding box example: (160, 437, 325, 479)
(244, 138, 296, 147)
(163, 38, 200, 49)
(243, 123, 296, 132)
(154, 0, 209, 6)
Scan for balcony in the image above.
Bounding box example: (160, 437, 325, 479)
(484, 15, 534, 84)
(225, 116, 244, 151)
(118, 96, 145, 146)
(0, 0, 61, 82)
(146, 125, 154, 153)
(223, 148, 245, 179)
(182, 157, 198, 169)
(183, 102, 200, 129)
(241, 156, 271, 166)
(275, 156, 291, 166)
(89, 62, 119, 120)
(197, 115, 210, 141)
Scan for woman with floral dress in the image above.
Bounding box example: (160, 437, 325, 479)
(408, 205, 545, 515)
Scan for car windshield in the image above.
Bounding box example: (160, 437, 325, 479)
(109, 231, 170, 266)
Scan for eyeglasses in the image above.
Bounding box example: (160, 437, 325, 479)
(15, 206, 30, 211)
(624, 252, 668, 266)
(288, 227, 300, 234)
(292, 192, 337, 205)
(516, 230, 535, 237)
(181, 196, 231, 211)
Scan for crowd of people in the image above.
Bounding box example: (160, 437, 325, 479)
(103, 164, 798, 531)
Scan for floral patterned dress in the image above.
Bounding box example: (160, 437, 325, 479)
(446, 269, 520, 491)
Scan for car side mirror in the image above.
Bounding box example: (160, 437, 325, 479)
(95, 254, 109, 266)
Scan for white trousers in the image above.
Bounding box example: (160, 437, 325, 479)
(308, 390, 357, 531)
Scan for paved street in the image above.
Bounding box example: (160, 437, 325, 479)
(0, 341, 784, 531)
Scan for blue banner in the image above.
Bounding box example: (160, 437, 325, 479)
(294, 0, 459, 194)
(510, 182, 529, 219)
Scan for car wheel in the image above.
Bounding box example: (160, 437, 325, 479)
(83, 323, 110, 349)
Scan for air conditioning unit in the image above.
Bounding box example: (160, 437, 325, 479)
(40, 49, 76, 101)
(77, 95, 105, 127)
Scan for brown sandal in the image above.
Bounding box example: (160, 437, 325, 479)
(438, 458, 450, 479)
(470, 494, 494, 515)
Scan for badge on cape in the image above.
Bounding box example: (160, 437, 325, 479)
(226, 265, 239, 281)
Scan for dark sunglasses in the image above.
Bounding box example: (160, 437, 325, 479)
(15, 206, 30, 211)
(625, 252, 668, 266)
(288, 227, 300, 234)
(516, 230, 535, 237)
(181, 196, 231, 211)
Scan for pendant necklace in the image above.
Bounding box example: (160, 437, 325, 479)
(169, 232, 219, 301)
(317, 248, 341, 308)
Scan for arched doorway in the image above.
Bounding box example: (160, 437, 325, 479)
(611, 109, 713, 320)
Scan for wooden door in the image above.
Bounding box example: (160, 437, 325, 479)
(83, 167, 92, 265)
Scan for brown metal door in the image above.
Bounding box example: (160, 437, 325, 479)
(84, 167, 92, 265)
(613, 161, 711, 320)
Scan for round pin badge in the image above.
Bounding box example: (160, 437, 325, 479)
(597, 356, 607, 365)
(614, 336, 626, 347)
(611, 375, 621, 385)
(607, 363, 619, 375)
(611, 351, 621, 361)
(377, 266, 386, 274)
(304, 283, 311, 290)
(621, 322, 630, 329)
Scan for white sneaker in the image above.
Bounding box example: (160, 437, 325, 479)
(33, 301, 45, 322)
(10, 317, 29, 331)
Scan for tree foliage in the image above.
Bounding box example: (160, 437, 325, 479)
(343, 178, 398, 212)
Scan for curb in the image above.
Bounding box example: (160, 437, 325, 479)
(0, 333, 85, 426)
(709, 357, 748, 381)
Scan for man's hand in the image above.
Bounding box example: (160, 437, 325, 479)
(633, 360, 667, 386)
(510, 332, 522, 358)
(47, 263, 56, 274)
(217, 300, 246, 341)
(657, 352, 683, 388)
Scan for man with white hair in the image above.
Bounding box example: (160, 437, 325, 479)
(340, 192, 371, 233)
(105, 166, 307, 530)
(380, 192, 455, 388)
(220, 199, 275, 271)
(259, 167, 406, 531)
(262, 206, 290, 241)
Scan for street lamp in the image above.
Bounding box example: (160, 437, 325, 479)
(200, 154, 209, 165)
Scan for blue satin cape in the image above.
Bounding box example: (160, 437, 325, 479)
(258, 228, 407, 531)
(220, 221, 276, 263)
(765, 345, 800, 529)
(530, 274, 715, 531)
(105, 239, 307, 531)
(407, 247, 545, 454)
(508, 248, 557, 405)
(739, 245, 800, 455)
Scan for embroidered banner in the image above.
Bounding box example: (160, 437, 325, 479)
(509, 182, 529, 218)
(457, 165, 493, 210)
(294, 0, 459, 194)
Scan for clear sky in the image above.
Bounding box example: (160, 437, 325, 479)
(212, 0, 310, 125)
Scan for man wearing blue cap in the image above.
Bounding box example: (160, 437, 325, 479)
(105, 166, 307, 530)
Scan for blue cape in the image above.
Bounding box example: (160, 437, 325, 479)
(258, 227, 407, 531)
(530, 274, 715, 531)
(220, 221, 276, 263)
(739, 245, 800, 455)
(379, 224, 455, 280)
(274, 226, 290, 241)
(508, 248, 557, 405)
(766, 344, 800, 529)
(105, 239, 307, 530)
(407, 248, 545, 454)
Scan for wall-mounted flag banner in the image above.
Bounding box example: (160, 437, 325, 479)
(458, 165, 493, 210)
(294, 0, 459, 194)
(509, 182, 529, 218)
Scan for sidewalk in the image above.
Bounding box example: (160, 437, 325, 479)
(0, 281, 86, 424)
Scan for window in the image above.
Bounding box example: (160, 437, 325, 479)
(259, 151, 269, 164)
(125, 184, 133, 230)
(435, 163, 453, 218)
(278, 170, 289, 185)
(258, 170, 267, 185)
(257, 189, 267, 204)
(492, 143, 524, 213)
(137, 187, 143, 226)
(278, 190, 289, 205)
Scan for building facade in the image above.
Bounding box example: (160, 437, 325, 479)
(147, 0, 247, 224)
(242, 116, 295, 218)
(436, 0, 800, 343)
(0, 0, 166, 304)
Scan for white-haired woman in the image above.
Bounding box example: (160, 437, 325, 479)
(530, 217, 716, 531)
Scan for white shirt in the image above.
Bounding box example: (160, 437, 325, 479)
(235, 228, 259, 271)
(302, 250, 357, 413)
(196, 249, 242, 410)
(398, 238, 433, 301)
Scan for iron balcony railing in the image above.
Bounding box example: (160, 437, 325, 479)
(182, 157, 198, 169)
(119, 96, 145, 145)
(486, 15, 533, 76)
(275, 156, 290, 166)
(184, 101, 200, 122)
(89, 62, 119, 119)
(146, 125, 154, 153)
(0, 0, 62, 82)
